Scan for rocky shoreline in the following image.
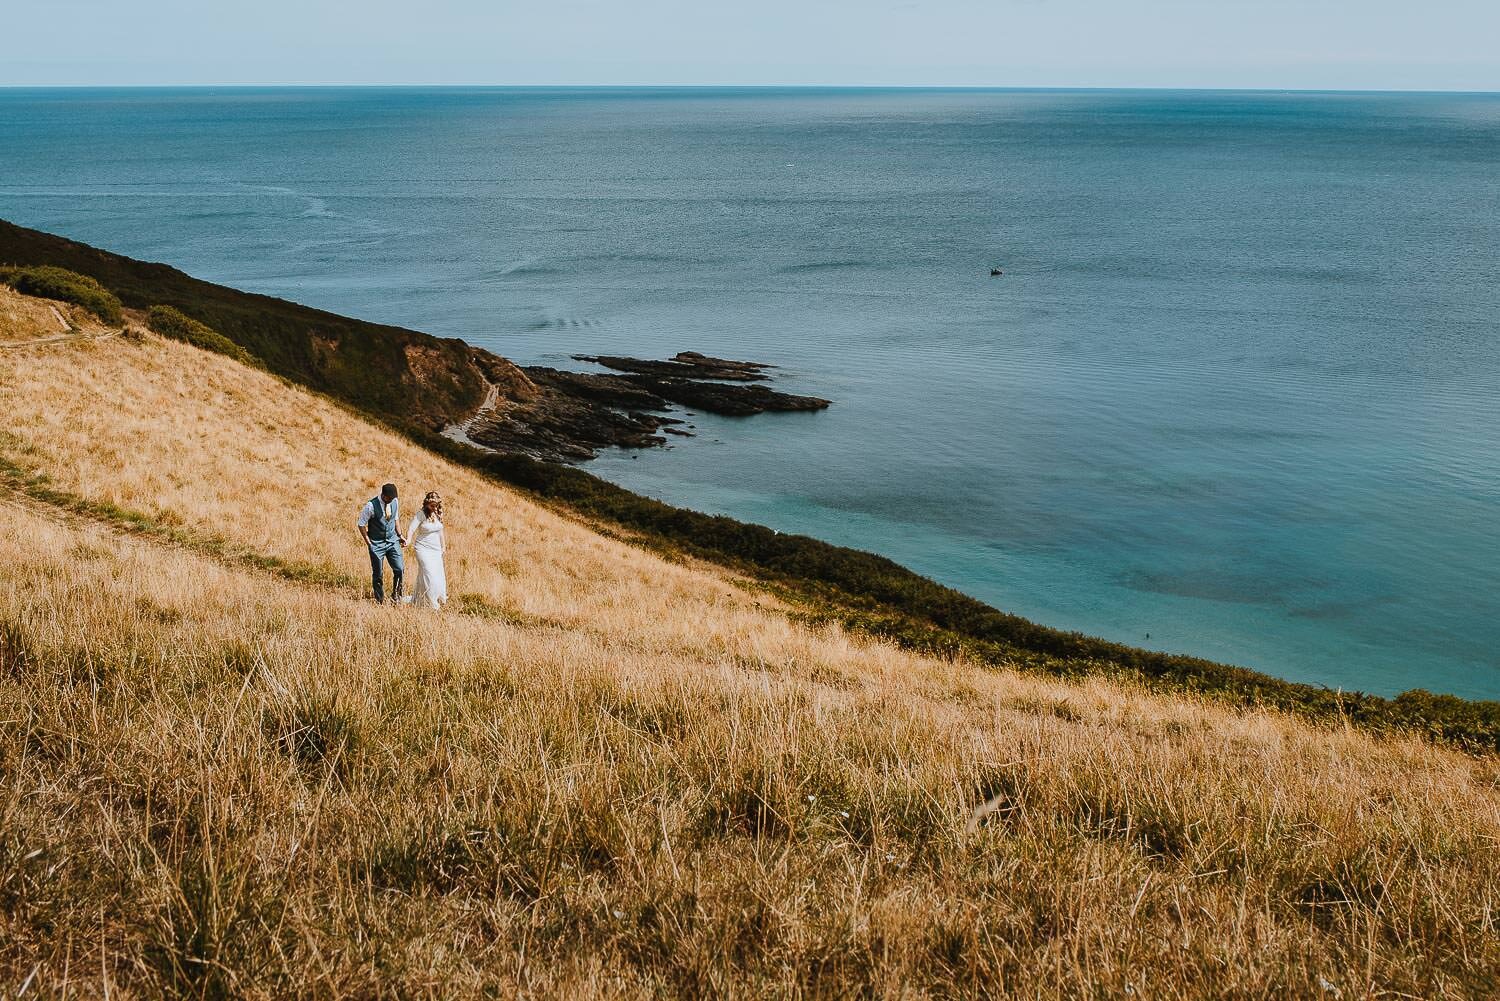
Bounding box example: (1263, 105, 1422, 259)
(447, 349, 831, 462)
(573, 351, 774, 381)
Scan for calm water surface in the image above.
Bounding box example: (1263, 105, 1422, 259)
(4, 87, 1498, 697)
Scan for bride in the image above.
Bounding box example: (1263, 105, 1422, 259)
(404, 491, 448, 609)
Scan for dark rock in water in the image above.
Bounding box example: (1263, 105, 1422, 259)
(525, 366, 668, 410)
(624, 376, 830, 416)
(559, 350, 827, 415)
(573, 352, 773, 382)
(673, 351, 777, 377)
(449, 346, 828, 461)
(463, 398, 667, 461)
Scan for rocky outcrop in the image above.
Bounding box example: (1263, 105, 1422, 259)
(572, 351, 773, 382)
(568, 352, 829, 415)
(525, 367, 669, 410)
(462, 397, 670, 461)
(0, 219, 827, 464)
(452, 349, 831, 461)
(620, 376, 830, 417)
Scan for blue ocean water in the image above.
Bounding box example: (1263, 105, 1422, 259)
(3, 87, 1498, 698)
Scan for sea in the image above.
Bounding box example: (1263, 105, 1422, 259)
(3, 87, 1498, 699)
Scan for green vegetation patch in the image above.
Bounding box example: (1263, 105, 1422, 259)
(0, 264, 123, 324)
(146, 304, 259, 366)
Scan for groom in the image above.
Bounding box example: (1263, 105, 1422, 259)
(357, 482, 407, 603)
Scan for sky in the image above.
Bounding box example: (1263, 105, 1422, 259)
(4, 0, 1498, 91)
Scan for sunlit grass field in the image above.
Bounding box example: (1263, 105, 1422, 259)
(2, 291, 1497, 998)
(0, 284, 113, 344)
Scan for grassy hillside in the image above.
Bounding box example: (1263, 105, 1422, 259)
(0, 218, 488, 429)
(0, 283, 117, 345)
(454, 448, 1500, 749)
(5, 219, 1498, 749)
(2, 288, 1499, 997)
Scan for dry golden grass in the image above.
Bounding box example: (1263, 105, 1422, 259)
(0, 306, 754, 639)
(0, 283, 114, 343)
(1, 297, 1498, 998)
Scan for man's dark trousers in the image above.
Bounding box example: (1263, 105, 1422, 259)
(369, 543, 404, 603)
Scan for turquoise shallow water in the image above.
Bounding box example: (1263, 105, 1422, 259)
(3, 87, 1498, 698)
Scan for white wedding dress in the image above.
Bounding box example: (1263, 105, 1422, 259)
(405, 514, 448, 609)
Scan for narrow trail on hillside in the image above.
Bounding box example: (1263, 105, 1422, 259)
(0, 486, 356, 596)
(440, 379, 500, 452)
(0, 328, 121, 350)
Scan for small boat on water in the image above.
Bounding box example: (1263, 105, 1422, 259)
(990, 267, 1004, 276)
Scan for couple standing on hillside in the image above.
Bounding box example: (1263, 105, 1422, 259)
(356, 482, 448, 608)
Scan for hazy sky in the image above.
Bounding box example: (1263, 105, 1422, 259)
(5, 0, 1498, 91)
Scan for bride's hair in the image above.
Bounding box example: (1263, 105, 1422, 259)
(423, 491, 443, 520)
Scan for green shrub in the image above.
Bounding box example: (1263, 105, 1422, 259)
(0, 264, 123, 324)
(146, 305, 257, 366)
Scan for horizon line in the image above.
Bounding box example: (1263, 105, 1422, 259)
(3, 82, 1499, 96)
